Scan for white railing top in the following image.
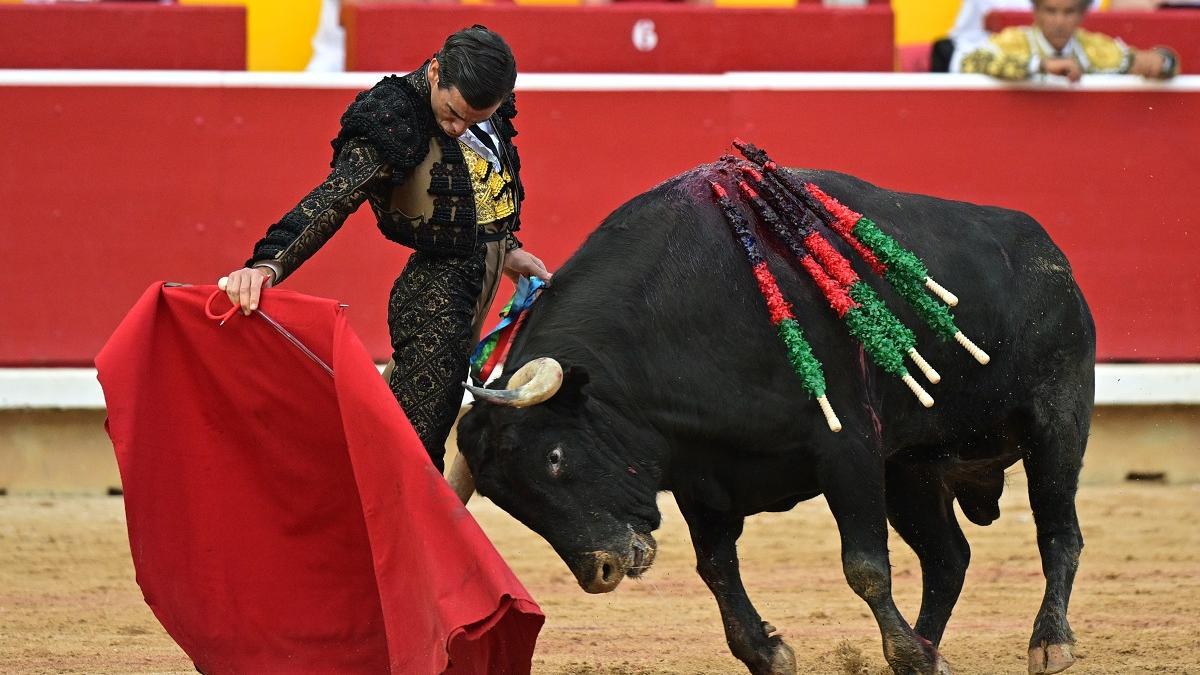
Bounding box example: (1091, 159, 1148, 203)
(2, 364, 1197, 409)
(0, 70, 1197, 92)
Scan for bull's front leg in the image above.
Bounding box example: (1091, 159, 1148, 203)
(677, 498, 796, 675)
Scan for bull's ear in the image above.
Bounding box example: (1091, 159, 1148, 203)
(552, 365, 590, 409)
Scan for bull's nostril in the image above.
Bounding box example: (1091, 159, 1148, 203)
(601, 562, 613, 582)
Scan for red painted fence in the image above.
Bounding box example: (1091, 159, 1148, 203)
(1, 73, 1196, 365)
(343, 2, 895, 73)
(0, 4, 246, 70)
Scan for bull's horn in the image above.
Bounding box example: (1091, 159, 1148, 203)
(464, 357, 563, 407)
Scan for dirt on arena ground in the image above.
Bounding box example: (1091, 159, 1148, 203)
(2, 473, 1197, 674)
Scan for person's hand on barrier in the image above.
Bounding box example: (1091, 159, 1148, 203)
(218, 267, 274, 316)
(1042, 57, 1083, 83)
(1130, 48, 1177, 80)
(504, 249, 552, 284)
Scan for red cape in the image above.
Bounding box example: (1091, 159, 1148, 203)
(96, 283, 543, 674)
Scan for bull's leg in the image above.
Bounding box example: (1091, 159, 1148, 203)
(445, 451, 475, 504)
(1021, 395, 1089, 675)
(820, 451, 950, 675)
(677, 499, 796, 675)
(885, 459, 970, 646)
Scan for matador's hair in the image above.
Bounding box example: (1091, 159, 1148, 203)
(435, 25, 517, 111)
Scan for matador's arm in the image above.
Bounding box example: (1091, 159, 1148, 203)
(246, 138, 388, 284)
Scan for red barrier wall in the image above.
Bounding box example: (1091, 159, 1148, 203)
(1, 76, 1196, 365)
(0, 5, 246, 70)
(987, 9, 1200, 75)
(343, 3, 894, 73)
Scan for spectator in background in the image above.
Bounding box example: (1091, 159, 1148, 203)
(953, 0, 1178, 80)
(931, 0, 1098, 71)
(951, 0, 1098, 51)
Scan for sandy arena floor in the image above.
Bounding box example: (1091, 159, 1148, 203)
(1, 474, 1197, 674)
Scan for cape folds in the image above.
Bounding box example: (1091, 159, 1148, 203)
(96, 283, 543, 674)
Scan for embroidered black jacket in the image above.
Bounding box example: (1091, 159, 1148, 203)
(246, 62, 525, 283)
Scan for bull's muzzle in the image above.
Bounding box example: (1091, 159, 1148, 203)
(464, 357, 563, 407)
(580, 550, 625, 594)
(574, 531, 658, 594)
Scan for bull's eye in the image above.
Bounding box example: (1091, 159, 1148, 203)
(547, 447, 563, 477)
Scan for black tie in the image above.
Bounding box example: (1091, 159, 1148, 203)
(469, 123, 510, 188)
(468, 124, 500, 157)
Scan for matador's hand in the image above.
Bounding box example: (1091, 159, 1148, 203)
(504, 248, 552, 283)
(218, 267, 274, 316)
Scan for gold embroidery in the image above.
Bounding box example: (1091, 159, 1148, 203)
(459, 142, 516, 224)
(1077, 29, 1131, 73)
(961, 26, 1133, 79)
(960, 26, 1035, 80)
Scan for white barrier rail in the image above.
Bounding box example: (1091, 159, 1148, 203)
(2, 364, 1197, 409)
(0, 70, 1198, 92)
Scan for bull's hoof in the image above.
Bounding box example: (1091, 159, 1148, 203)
(764, 636, 797, 675)
(1028, 643, 1075, 674)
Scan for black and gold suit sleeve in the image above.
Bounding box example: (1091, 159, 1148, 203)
(245, 138, 387, 284)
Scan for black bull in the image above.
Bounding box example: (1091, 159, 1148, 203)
(457, 164, 1095, 675)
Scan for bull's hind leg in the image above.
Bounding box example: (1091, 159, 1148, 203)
(1021, 389, 1090, 675)
(820, 448, 950, 675)
(677, 499, 797, 675)
(885, 459, 970, 647)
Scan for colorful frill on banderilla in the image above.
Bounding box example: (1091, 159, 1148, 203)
(709, 140, 992, 432)
(470, 276, 547, 384)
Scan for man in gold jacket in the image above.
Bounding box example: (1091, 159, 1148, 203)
(955, 0, 1179, 81)
(220, 26, 551, 478)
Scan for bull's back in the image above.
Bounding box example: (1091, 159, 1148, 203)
(786, 169, 1095, 441)
(516, 165, 1094, 454)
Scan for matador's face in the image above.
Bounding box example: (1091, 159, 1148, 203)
(427, 58, 502, 139)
